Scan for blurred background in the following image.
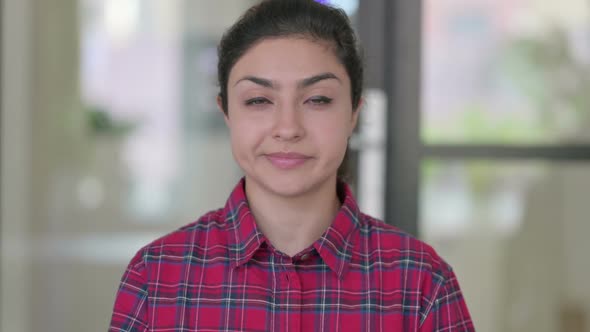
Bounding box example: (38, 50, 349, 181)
(1, 0, 589, 331)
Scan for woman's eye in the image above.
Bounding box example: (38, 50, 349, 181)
(307, 96, 333, 105)
(245, 97, 271, 106)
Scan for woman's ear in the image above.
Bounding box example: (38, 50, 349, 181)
(217, 95, 230, 126)
(350, 97, 364, 135)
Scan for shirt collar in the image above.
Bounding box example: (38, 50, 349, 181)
(224, 178, 267, 269)
(224, 178, 361, 278)
(312, 181, 361, 279)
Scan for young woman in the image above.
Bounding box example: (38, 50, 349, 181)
(109, 1, 474, 331)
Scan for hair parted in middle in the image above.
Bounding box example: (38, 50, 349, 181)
(216, 0, 363, 115)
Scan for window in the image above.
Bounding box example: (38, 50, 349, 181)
(358, 1, 590, 331)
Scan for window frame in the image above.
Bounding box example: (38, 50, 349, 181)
(357, 0, 590, 236)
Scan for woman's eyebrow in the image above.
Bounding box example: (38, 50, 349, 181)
(298, 72, 341, 88)
(234, 76, 275, 88)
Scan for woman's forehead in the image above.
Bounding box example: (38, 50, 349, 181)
(228, 37, 348, 86)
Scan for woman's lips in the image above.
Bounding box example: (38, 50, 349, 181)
(265, 152, 311, 169)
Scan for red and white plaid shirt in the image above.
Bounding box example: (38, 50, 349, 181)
(110, 179, 474, 331)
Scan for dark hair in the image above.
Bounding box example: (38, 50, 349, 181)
(217, 0, 363, 181)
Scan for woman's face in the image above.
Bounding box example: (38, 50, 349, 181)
(221, 37, 359, 198)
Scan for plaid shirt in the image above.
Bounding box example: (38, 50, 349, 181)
(110, 179, 474, 331)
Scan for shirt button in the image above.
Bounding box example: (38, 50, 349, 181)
(300, 253, 310, 261)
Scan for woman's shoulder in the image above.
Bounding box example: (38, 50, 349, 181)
(356, 213, 451, 274)
(126, 208, 230, 266)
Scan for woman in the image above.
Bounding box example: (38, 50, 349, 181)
(109, 1, 474, 331)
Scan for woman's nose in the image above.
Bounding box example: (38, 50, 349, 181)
(271, 105, 305, 141)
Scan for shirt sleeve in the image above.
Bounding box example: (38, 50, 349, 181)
(109, 250, 149, 332)
(420, 266, 475, 332)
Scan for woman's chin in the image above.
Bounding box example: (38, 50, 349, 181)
(246, 172, 329, 199)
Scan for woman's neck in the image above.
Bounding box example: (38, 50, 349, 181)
(245, 176, 341, 257)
